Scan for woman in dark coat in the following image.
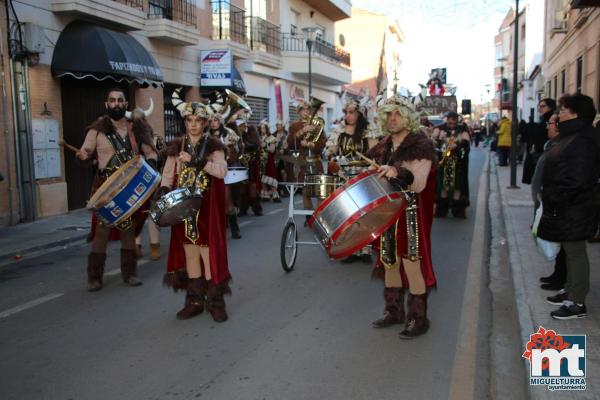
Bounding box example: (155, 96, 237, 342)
(537, 94, 599, 320)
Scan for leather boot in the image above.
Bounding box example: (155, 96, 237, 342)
(87, 252, 106, 292)
(150, 243, 160, 261)
(451, 199, 467, 219)
(372, 287, 405, 328)
(120, 249, 142, 287)
(207, 285, 228, 322)
(399, 293, 430, 339)
(251, 198, 263, 216)
(176, 278, 207, 320)
(435, 198, 449, 218)
(228, 214, 242, 239)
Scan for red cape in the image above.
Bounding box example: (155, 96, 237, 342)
(165, 178, 230, 290)
(373, 166, 437, 288)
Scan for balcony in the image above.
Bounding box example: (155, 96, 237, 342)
(247, 16, 281, 67)
(210, 1, 250, 57)
(301, 0, 351, 21)
(281, 33, 351, 85)
(51, 0, 146, 31)
(146, 0, 200, 45)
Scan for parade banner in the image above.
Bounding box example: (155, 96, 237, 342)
(417, 95, 457, 115)
(200, 49, 232, 87)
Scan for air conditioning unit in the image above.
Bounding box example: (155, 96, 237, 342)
(21, 23, 45, 54)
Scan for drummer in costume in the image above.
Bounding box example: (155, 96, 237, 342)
(206, 100, 243, 239)
(287, 100, 326, 219)
(238, 120, 263, 216)
(367, 95, 437, 339)
(326, 97, 382, 263)
(259, 119, 281, 202)
(432, 111, 470, 218)
(77, 88, 158, 292)
(159, 90, 231, 321)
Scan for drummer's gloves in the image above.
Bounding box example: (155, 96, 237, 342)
(146, 158, 158, 171)
(389, 167, 414, 191)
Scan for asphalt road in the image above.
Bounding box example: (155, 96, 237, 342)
(0, 148, 488, 400)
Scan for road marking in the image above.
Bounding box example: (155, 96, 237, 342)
(448, 152, 489, 400)
(0, 293, 64, 319)
(265, 208, 284, 216)
(238, 221, 253, 227)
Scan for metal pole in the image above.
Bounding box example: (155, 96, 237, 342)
(307, 40, 312, 99)
(509, 0, 519, 188)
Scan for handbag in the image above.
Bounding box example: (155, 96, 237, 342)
(532, 204, 560, 261)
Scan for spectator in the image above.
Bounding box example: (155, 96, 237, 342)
(538, 94, 599, 320)
(496, 115, 512, 166)
(531, 112, 565, 291)
(522, 98, 556, 184)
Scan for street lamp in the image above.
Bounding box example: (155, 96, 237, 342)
(302, 26, 318, 99)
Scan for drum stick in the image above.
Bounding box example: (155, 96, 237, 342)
(355, 151, 380, 168)
(59, 140, 80, 153)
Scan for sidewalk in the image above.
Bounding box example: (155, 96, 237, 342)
(0, 209, 91, 267)
(493, 156, 600, 398)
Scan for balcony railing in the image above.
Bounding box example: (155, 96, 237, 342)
(149, 0, 197, 27)
(248, 16, 281, 55)
(282, 33, 350, 67)
(211, 0, 247, 45)
(114, 0, 144, 9)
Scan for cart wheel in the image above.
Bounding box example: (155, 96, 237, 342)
(280, 220, 298, 272)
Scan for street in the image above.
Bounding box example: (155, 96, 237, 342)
(0, 149, 498, 400)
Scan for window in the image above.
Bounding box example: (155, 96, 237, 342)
(290, 9, 299, 35)
(245, 0, 266, 18)
(546, 80, 551, 97)
(576, 56, 583, 94)
(553, 75, 558, 99)
(244, 96, 269, 126)
(290, 24, 297, 35)
(561, 69, 566, 94)
(163, 83, 186, 143)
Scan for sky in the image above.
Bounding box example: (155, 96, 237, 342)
(351, 0, 517, 104)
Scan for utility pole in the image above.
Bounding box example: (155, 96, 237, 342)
(509, 0, 519, 188)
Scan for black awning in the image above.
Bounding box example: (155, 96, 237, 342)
(51, 21, 163, 87)
(201, 66, 246, 95)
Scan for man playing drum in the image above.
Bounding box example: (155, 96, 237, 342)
(77, 87, 158, 292)
(367, 95, 437, 339)
(326, 97, 382, 263)
(287, 100, 326, 222)
(206, 102, 243, 239)
(159, 92, 231, 322)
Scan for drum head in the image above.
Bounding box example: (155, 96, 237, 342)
(328, 197, 404, 259)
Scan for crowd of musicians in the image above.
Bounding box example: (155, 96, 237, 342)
(76, 87, 474, 339)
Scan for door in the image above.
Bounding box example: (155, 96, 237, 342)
(60, 77, 130, 209)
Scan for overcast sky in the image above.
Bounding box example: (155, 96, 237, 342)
(351, 0, 517, 104)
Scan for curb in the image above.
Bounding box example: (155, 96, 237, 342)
(493, 159, 539, 399)
(0, 233, 88, 268)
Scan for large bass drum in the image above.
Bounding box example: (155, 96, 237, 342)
(309, 170, 406, 259)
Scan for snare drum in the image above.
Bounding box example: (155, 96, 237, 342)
(224, 167, 248, 185)
(304, 174, 341, 199)
(149, 187, 203, 227)
(87, 156, 161, 227)
(309, 170, 406, 259)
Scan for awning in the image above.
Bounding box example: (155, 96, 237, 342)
(51, 21, 163, 87)
(200, 66, 246, 95)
